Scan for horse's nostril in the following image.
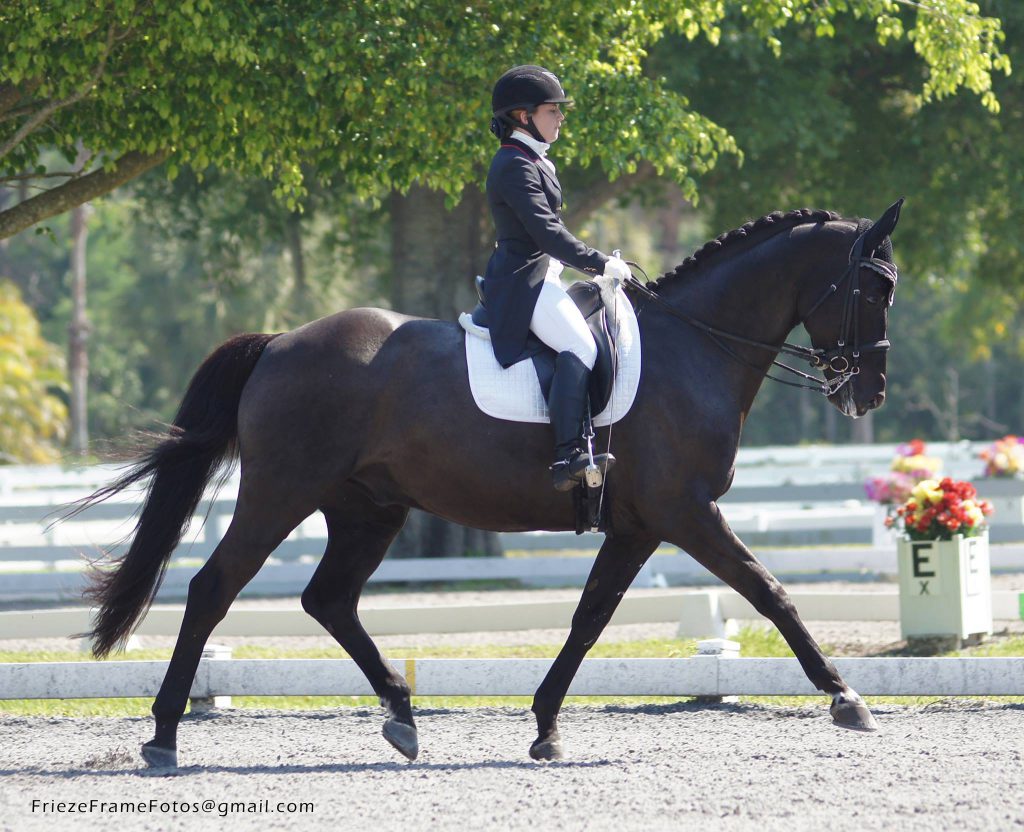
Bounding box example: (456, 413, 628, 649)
(871, 393, 885, 409)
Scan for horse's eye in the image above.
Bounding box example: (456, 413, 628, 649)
(865, 295, 880, 305)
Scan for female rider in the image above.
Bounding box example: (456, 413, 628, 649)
(483, 65, 631, 492)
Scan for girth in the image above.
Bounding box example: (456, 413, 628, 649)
(471, 276, 617, 415)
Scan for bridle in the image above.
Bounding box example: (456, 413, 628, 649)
(623, 227, 899, 397)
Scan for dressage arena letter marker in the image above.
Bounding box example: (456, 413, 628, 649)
(964, 538, 983, 596)
(911, 542, 941, 596)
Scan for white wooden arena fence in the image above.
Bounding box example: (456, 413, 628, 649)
(4, 643, 1024, 701)
(3, 589, 1022, 643)
(4, 443, 1024, 601)
(3, 590, 1022, 701)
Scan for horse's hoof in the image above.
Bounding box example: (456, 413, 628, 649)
(383, 718, 419, 761)
(140, 741, 178, 769)
(831, 690, 879, 732)
(529, 735, 564, 761)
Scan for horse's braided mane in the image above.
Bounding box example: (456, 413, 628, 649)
(651, 208, 844, 290)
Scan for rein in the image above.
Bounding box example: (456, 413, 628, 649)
(622, 231, 898, 397)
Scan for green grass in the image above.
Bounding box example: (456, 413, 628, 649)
(3, 627, 1023, 717)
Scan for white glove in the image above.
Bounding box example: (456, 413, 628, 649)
(603, 255, 631, 286)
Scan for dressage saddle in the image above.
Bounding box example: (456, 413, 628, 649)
(470, 276, 617, 415)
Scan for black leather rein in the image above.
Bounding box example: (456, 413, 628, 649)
(623, 232, 899, 397)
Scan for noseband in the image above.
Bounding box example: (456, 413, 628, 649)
(797, 231, 898, 391)
(625, 228, 899, 397)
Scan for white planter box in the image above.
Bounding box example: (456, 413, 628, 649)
(897, 532, 992, 641)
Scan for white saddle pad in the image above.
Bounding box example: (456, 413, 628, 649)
(459, 277, 641, 425)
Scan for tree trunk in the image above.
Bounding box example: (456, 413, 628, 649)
(798, 383, 814, 438)
(68, 202, 90, 455)
(652, 183, 697, 273)
(389, 184, 487, 319)
(1019, 377, 1024, 434)
(983, 359, 996, 429)
(387, 184, 500, 559)
(946, 367, 960, 442)
(850, 410, 874, 444)
(823, 398, 838, 443)
(0, 188, 9, 275)
(284, 210, 309, 323)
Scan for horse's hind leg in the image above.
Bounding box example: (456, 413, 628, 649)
(300, 499, 416, 759)
(530, 533, 662, 760)
(140, 487, 313, 769)
(665, 500, 878, 731)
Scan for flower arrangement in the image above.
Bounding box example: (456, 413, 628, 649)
(979, 435, 1024, 478)
(864, 439, 943, 505)
(890, 439, 942, 479)
(863, 471, 917, 505)
(887, 477, 993, 541)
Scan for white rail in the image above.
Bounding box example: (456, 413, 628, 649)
(3, 653, 1024, 699)
(3, 445, 1024, 601)
(6, 545, 1024, 602)
(2, 590, 1020, 641)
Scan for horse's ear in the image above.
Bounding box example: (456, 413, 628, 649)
(861, 197, 904, 254)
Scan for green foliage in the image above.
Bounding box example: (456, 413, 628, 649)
(639, 1, 1024, 443)
(0, 279, 67, 462)
(1, 2, 1018, 446)
(654, 1, 1021, 289)
(0, 0, 1010, 217)
(3, 175, 377, 437)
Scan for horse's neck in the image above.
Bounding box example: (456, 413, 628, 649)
(659, 228, 816, 350)
(639, 224, 846, 420)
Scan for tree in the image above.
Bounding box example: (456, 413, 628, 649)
(0, 280, 67, 462)
(639, 0, 1024, 443)
(654, 1, 1019, 287)
(3, 0, 1016, 547)
(0, 1, 1009, 241)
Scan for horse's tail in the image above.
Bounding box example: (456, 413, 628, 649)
(78, 332, 278, 658)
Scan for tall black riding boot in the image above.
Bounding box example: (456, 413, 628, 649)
(547, 351, 615, 492)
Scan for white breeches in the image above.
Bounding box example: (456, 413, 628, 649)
(529, 270, 598, 370)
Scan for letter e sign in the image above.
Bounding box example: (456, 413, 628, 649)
(911, 541, 940, 595)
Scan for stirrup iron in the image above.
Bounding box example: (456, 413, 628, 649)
(550, 451, 615, 492)
(582, 418, 602, 488)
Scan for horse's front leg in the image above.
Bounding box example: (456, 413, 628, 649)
(530, 534, 661, 760)
(663, 498, 878, 731)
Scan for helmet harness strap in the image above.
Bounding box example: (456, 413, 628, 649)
(492, 108, 546, 143)
(523, 111, 546, 143)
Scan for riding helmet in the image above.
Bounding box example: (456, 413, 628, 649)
(490, 65, 572, 140)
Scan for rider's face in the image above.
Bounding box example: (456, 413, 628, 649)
(522, 103, 565, 143)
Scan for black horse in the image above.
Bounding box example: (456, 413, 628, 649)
(80, 202, 903, 768)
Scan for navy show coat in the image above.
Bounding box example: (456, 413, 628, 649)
(482, 137, 609, 367)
